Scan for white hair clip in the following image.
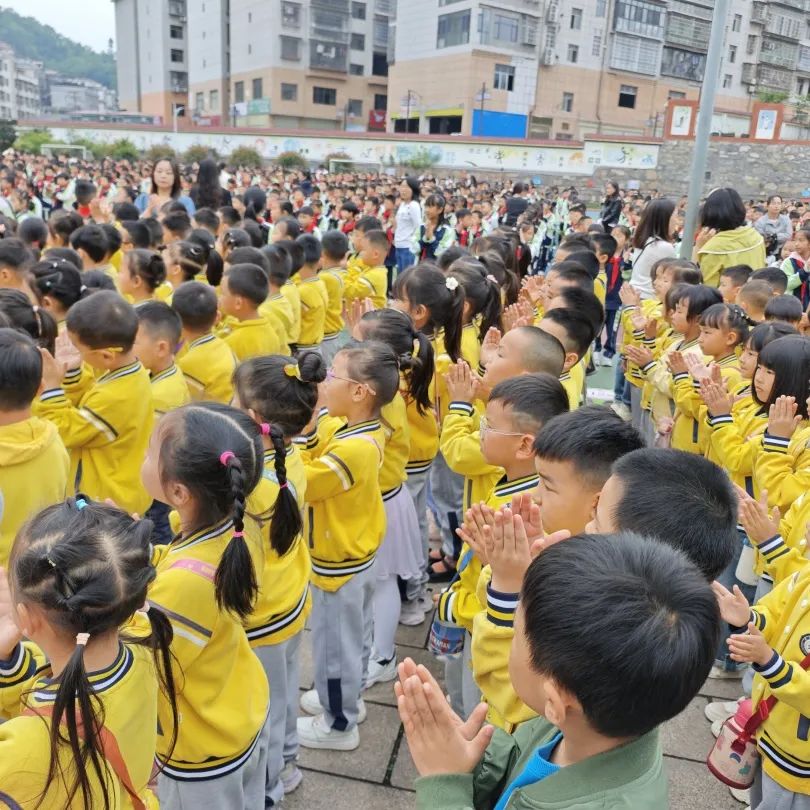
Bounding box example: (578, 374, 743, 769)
(445, 276, 459, 292)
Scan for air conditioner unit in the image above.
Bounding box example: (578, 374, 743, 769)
(541, 47, 555, 65)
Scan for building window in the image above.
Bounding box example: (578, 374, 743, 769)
(493, 13, 519, 43)
(797, 77, 810, 97)
(728, 44, 737, 63)
(252, 77, 263, 98)
(194, 91, 204, 111)
(732, 13, 741, 33)
(437, 10, 470, 48)
(618, 84, 637, 108)
(567, 44, 579, 63)
(170, 49, 184, 63)
(280, 36, 301, 60)
(372, 51, 388, 76)
(313, 86, 337, 105)
(668, 89, 686, 99)
(347, 98, 363, 116)
(281, 1, 301, 27)
(234, 81, 244, 103)
(374, 93, 388, 110)
(170, 25, 183, 39)
(351, 2, 366, 19)
(493, 63, 515, 91)
(350, 33, 365, 50)
(613, 0, 664, 38)
(210, 89, 219, 109)
(592, 33, 602, 57)
(281, 82, 297, 101)
(561, 92, 574, 112)
(722, 74, 732, 89)
(596, 0, 606, 16)
(349, 63, 364, 75)
(570, 8, 582, 30)
(747, 34, 757, 56)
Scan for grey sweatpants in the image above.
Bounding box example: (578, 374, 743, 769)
(443, 631, 483, 721)
(405, 470, 429, 600)
(751, 766, 810, 809)
(310, 564, 375, 732)
(157, 715, 271, 810)
(254, 632, 304, 805)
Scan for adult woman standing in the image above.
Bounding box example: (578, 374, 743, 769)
(695, 187, 766, 287)
(599, 180, 622, 233)
(135, 158, 195, 217)
(754, 193, 791, 262)
(628, 198, 677, 300)
(189, 158, 232, 211)
(394, 176, 422, 273)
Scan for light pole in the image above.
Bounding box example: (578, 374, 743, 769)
(173, 104, 185, 134)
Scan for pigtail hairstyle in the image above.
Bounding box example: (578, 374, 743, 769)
(339, 339, 401, 411)
(188, 228, 223, 286)
(11, 499, 178, 810)
(127, 249, 167, 291)
(478, 249, 520, 306)
(157, 403, 264, 618)
(447, 257, 503, 341)
(700, 302, 750, 348)
(0, 288, 58, 354)
(357, 308, 435, 415)
(168, 241, 206, 283)
(31, 258, 84, 311)
(393, 263, 465, 364)
(265, 422, 302, 557)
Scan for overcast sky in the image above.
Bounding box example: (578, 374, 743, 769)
(4, 0, 115, 52)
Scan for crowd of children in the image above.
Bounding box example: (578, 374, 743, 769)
(0, 154, 809, 810)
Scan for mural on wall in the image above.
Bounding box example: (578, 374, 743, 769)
(44, 126, 661, 175)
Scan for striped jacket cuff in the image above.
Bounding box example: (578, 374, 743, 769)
(642, 337, 656, 348)
(448, 401, 474, 416)
(762, 433, 790, 453)
(756, 534, 791, 564)
(707, 413, 734, 427)
(672, 372, 689, 383)
(0, 644, 33, 686)
(39, 387, 65, 403)
(437, 589, 456, 624)
(63, 367, 83, 383)
(753, 651, 792, 689)
(640, 360, 656, 374)
(486, 585, 519, 628)
(632, 329, 645, 340)
(750, 608, 767, 633)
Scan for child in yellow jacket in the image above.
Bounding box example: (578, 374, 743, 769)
(343, 230, 389, 310)
(319, 230, 350, 365)
(293, 234, 329, 352)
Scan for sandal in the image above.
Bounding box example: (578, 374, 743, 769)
(428, 556, 457, 583)
(428, 549, 443, 564)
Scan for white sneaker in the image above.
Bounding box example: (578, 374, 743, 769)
(711, 719, 723, 738)
(299, 689, 367, 723)
(297, 714, 359, 751)
(705, 698, 743, 724)
(365, 657, 397, 688)
(593, 350, 603, 366)
(729, 786, 750, 804)
(610, 402, 631, 421)
(600, 354, 615, 367)
(708, 665, 744, 680)
(417, 593, 433, 613)
(399, 600, 426, 626)
(280, 762, 303, 794)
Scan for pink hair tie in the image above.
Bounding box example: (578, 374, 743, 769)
(260, 423, 271, 436)
(219, 451, 236, 465)
(75, 633, 90, 646)
(232, 530, 245, 538)
(279, 482, 289, 490)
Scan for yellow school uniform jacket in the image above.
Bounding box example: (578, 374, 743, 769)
(0, 641, 160, 809)
(320, 266, 346, 339)
(140, 517, 269, 779)
(150, 363, 191, 416)
(672, 353, 741, 455)
(755, 422, 810, 514)
(380, 394, 410, 494)
(594, 271, 607, 307)
(221, 315, 282, 362)
(754, 491, 810, 587)
(440, 400, 502, 514)
(301, 418, 386, 591)
(38, 360, 153, 515)
(0, 417, 70, 567)
(437, 474, 538, 637)
(748, 569, 810, 793)
(433, 324, 481, 427)
(259, 293, 294, 348)
(246, 445, 311, 647)
(293, 274, 329, 349)
(176, 333, 237, 404)
(280, 281, 302, 344)
(622, 300, 662, 390)
(638, 334, 700, 429)
(343, 262, 387, 310)
(404, 393, 439, 476)
(559, 368, 580, 411)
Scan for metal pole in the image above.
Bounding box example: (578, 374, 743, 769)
(406, 90, 411, 134)
(679, 0, 731, 259)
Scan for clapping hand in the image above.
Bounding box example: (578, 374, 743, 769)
(735, 486, 780, 545)
(767, 395, 802, 440)
(479, 327, 501, 368)
(445, 360, 479, 404)
(728, 623, 773, 667)
(711, 580, 752, 627)
(667, 350, 688, 376)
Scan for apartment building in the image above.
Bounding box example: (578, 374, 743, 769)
(0, 44, 42, 121)
(112, 0, 189, 124)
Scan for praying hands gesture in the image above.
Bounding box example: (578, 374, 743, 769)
(619, 283, 641, 308)
(445, 360, 479, 404)
(0, 568, 22, 660)
(343, 297, 375, 332)
(522, 275, 544, 306)
(479, 327, 501, 368)
(503, 301, 533, 333)
(456, 502, 496, 566)
(684, 353, 713, 383)
(666, 350, 688, 376)
(711, 580, 752, 628)
(395, 658, 494, 777)
(623, 344, 653, 368)
(735, 486, 780, 545)
(700, 377, 733, 418)
(767, 395, 803, 440)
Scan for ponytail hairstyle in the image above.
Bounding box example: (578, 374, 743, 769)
(167, 240, 207, 283)
(356, 308, 435, 415)
(156, 403, 264, 617)
(699, 302, 749, 348)
(337, 339, 401, 412)
(393, 263, 466, 363)
(10, 498, 178, 810)
(187, 228, 222, 287)
(233, 353, 326, 556)
(754, 335, 810, 418)
(478, 249, 520, 306)
(31, 258, 86, 315)
(220, 227, 251, 259)
(446, 257, 503, 340)
(0, 288, 58, 354)
(125, 249, 167, 292)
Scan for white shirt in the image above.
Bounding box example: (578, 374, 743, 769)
(395, 201, 422, 248)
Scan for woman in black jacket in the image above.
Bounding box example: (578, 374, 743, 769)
(599, 180, 622, 233)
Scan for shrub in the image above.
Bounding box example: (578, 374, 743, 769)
(183, 144, 218, 164)
(109, 138, 140, 161)
(229, 145, 264, 168)
(145, 143, 176, 162)
(403, 147, 439, 171)
(12, 127, 51, 154)
(275, 150, 307, 170)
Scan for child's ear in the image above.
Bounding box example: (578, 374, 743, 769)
(541, 679, 580, 728)
(562, 351, 579, 372)
(516, 432, 535, 459)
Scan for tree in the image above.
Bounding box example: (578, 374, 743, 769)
(183, 144, 219, 164)
(230, 146, 264, 168)
(109, 139, 140, 161)
(0, 120, 19, 152)
(145, 144, 177, 162)
(13, 127, 52, 154)
(403, 148, 439, 171)
(275, 150, 307, 170)
(756, 90, 789, 104)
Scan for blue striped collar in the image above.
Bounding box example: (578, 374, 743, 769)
(335, 419, 381, 439)
(34, 643, 133, 702)
(98, 360, 142, 384)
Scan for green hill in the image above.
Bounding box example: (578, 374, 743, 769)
(0, 7, 115, 88)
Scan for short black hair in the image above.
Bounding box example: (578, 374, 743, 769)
(363, 229, 389, 253)
(74, 179, 96, 204)
(558, 233, 592, 253)
(48, 210, 83, 245)
(99, 224, 122, 257)
(521, 532, 719, 738)
(511, 326, 566, 377)
(297, 205, 314, 217)
(113, 202, 140, 222)
(540, 308, 595, 358)
(700, 188, 747, 232)
(226, 246, 270, 276)
(489, 373, 569, 433)
(0, 238, 32, 273)
(720, 264, 753, 286)
(193, 207, 220, 232)
(322, 230, 349, 262)
(18, 217, 48, 251)
(551, 287, 604, 340)
(70, 225, 108, 263)
(611, 449, 737, 579)
(356, 215, 382, 233)
(121, 220, 152, 250)
(275, 240, 304, 274)
(66, 290, 138, 351)
(550, 261, 593, 292)
(563, 250, 600, 280)
(225, 263, 269, 306)
(679, 284, 723, 320)
(765, 294, 803, 325)
(136, 300, 182, 345)
(533, 406, 644, 488)
(164, 211, 192, 238)
(172, 281, 219, 332)
(261, 245, 292, 287)
(276, 216, 301, 240)
(43, 246, 83, 270)
(296, 234, 323, 265)
(142, 218, 164, 248)
(751, 266, 788, 294)
(0, 327, 42, 409)
(590, 232, 617, 259)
